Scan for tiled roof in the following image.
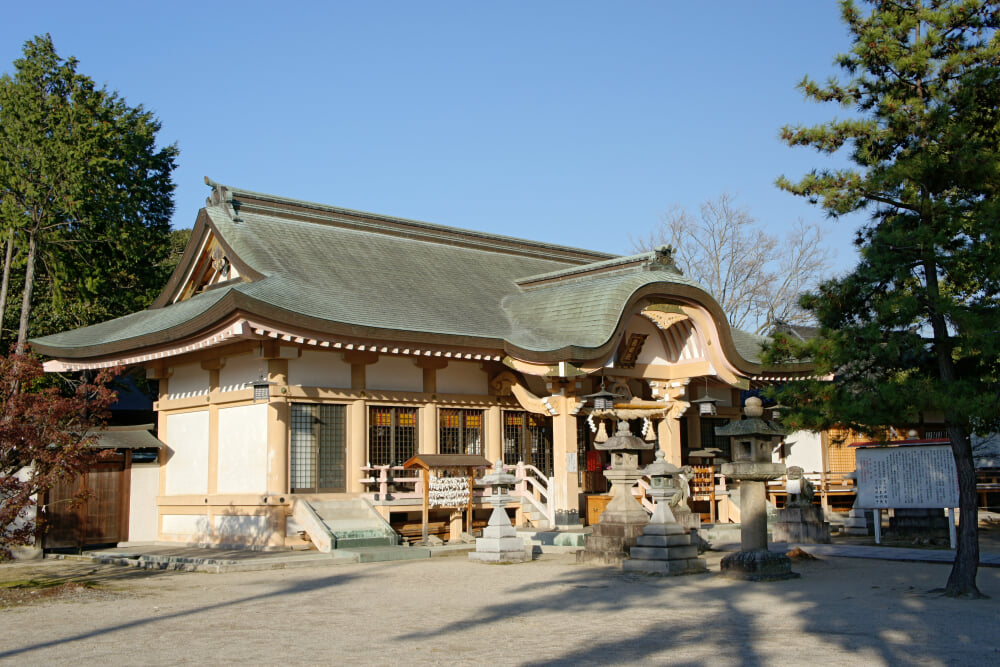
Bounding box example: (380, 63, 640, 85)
(31, 180, 794, 372)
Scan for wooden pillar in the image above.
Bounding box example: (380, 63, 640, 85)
(348, 399, 367, 492)
(345, 350, 378, 492)
(420, 405, 437, 455)
(485, 405, 502, 464)
(551, 395, 579, 525)
(203, 361, 223, 495)
(266, 358, 289, 495)
(659, 416, 683, 467)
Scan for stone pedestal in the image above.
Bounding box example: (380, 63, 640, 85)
(577, 468, 648, 566)
(716, 399, 797, 581)
(623, 468, 706, 576)
(843, 508, 869, 536)
(720, 549, 800, 581)
(470, 503, 528, 563)
(470, 461, 528, 563)
(772, 505, 831, 544)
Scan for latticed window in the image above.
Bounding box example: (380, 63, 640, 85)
(368, 406, 418, 466)
(290, 403, 347, 492)
(439, 408, 484, 455)
(502, 410, 553, 476)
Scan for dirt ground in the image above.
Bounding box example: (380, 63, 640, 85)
(1, 548, 999, 666)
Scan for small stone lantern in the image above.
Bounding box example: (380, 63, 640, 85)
(469, 460, 528, 563)
(623, 450, 707, 575)
(715, 397, 798, 581)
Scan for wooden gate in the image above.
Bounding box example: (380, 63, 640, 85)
(42, 454, 130, 549)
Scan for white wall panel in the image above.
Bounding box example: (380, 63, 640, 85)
(437, 362, 487, 395)
(162, 514, 211, 536)
(288, 349, 351, 389)
(167, 363, 209, 400)
(165, 411, 209, 495)
(219, 353, 264, 393)
(127, 463, 160, 542)
(367, 356, 422, 392)
(217, 404, 269, 494)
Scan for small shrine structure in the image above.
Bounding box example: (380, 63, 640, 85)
(403, 454, 492, 545)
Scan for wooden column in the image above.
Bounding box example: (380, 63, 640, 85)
(485, 405, 502, 463)
(347, 399, 367, 492)
(203, 361, 223, 495)
(659, 416, 684, 467)
(551, 395, 580, 525)
(266, 358, 289, 495)
(345, 350, 378, 492)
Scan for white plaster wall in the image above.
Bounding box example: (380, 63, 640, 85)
(437, 362, 487, 395)
(367, 356, 422, 392)
(288, 349, 351, 389)
(165, 411, 210, 495)
(632, 317, 670, 366)
(167, 363, 209, 400)
(217, 404, 269, 494)
(214, 514, 269, 539)
(127, 463, 160, 542)
(162, 514, 211, 537)
(779, 430, 824, 472)
(219, 353, 264, 393)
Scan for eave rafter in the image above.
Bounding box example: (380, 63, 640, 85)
(42, 317, 506, 372)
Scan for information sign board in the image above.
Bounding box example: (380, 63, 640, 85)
(855, 444, 958, 509)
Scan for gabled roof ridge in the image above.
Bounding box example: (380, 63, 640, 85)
(515, 247, 685, 290)
(204, 177, 616, 265)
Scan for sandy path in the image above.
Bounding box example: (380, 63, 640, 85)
(1, 551, 999, 666)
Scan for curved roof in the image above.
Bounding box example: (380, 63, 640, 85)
(32, 180, 802, 376)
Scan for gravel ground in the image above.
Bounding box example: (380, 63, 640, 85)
(1, 550, 999, 666)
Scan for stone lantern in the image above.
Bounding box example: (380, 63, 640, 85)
(577, 420, 652, 566)
(715, 397, 798, 580)
(622, 450, 706, 575)
(469, 460, 528, 563)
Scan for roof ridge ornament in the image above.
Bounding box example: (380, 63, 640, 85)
(204, 176, 242, 222)
(647, 245, 681, 274)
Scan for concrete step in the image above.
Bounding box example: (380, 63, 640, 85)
(335, 545, 432, 563)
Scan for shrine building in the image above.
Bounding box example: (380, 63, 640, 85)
(32, 179, 811, 548)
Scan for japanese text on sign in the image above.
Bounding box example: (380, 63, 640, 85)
(855, 445, 958, 509)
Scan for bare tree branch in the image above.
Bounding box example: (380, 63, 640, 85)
(632, 193, 833, 334)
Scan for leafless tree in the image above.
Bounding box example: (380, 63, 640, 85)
(633, 192, 832, 335)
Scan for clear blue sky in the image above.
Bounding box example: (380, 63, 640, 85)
(3, 1, 866, 274)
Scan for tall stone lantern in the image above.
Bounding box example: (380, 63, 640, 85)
(715, 397, 798, 580)
(577, 420, 652, 566)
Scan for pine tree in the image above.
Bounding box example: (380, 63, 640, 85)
(769, 0, 1000, 597)
(0, 35, 178, 349)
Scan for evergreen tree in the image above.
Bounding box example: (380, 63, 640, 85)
(0, 35, 178, 349)
(770, 0, 999, 598)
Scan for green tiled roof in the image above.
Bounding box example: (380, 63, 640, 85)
(31, 180, 796, 373)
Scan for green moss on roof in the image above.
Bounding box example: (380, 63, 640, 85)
(31, 181, 791, 373)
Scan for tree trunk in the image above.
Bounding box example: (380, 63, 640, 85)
(922, 254, 982, 597)
(945, 423, 983, 598)
(15, 228, 38, 355)
(0, 229, 13, 347)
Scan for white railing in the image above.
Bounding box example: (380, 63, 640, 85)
(507, 461, 555, 527)
(360, 465, 424, 501)
(631, 476, 655, 514)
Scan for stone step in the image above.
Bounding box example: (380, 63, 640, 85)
(335, 545, 431, 563)
(629, 544, 699, 561)
(635, 534, 692, 548)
